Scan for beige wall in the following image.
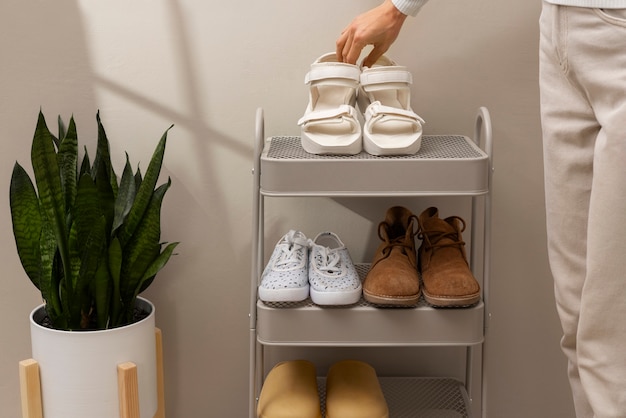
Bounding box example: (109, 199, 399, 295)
(0, 0, 574, 416)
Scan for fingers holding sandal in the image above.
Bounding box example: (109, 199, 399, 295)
(362, 45, 387, 68)
(336, 7, 382, 65)
(336, 26, 367, 65)
(336, 0, 408, 65)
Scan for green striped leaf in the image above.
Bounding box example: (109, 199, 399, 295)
(119, 179, 170, 306)
(9, 163, 42, 289)
(112, 155, 136, 235)
(57, 117, 78, 223)
(136, 241, 178, 295)
(107, 237, 123, 326)
(118, 126, 171, 247)
(31, 111, 70, 286)
(94, 111, 118, 197)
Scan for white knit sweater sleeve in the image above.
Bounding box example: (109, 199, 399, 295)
(394, 0, 626, 15)
(392, 0, 429, 16)
(545, 0, 626, 6)
(394, 0, 626, 14)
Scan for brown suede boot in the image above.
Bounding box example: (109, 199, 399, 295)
(363, 206, 421, 306)
(417, 207, 480, 307)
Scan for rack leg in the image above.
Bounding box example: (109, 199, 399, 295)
(19, 359, 42, 418)
(155, 328, 166, 418)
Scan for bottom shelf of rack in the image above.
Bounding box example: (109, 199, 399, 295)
(318, 377, 471, 418)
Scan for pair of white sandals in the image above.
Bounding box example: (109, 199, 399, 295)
(297, 52, 425, 156)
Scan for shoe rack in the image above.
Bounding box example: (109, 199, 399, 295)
(249, 107, 493, 418)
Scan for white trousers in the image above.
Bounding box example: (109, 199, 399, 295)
(540, 3, 626, 418)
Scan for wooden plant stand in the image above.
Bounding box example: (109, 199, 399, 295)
(19, 328, 166, 418)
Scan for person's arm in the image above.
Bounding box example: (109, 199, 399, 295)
(391, 0, 428, 17)
(336, 0, 428, 67)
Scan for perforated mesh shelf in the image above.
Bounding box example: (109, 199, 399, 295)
(261, 264, 431, 310)
(317, 377, 472, 418)
(260, 136, 489, 196)
(267, 136, 484, 160)
(256, 264, 484, 346)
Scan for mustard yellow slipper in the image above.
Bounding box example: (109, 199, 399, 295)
(257, 360, 322, 418)
(325, 360, 389, 418)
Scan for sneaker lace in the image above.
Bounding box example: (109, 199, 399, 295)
(314, 245, 342, 273)
(275, 231, 308, 267)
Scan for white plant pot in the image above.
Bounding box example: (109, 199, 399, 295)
(29, 297, 158, 418)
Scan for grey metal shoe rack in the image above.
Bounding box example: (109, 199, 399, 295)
(249, 107, 494, 418)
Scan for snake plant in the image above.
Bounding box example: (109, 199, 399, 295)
(10, 110, 178, 330)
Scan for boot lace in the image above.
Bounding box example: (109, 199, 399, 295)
(417, 216, 467, 251)
(377, 214, 419, 258)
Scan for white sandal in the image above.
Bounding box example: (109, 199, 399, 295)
(358, 55, 425, 156)
(298, 53, 362, 155)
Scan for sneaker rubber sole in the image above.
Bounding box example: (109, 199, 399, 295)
(258, 285, 310, 303)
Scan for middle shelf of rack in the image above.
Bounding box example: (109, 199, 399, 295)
(256, 264, 484, 347)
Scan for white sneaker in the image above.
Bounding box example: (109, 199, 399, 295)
(308, 232, 362, 306)
(258, 230, 310, 303)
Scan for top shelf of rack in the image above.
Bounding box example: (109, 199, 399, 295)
(259, 135, 490, 197)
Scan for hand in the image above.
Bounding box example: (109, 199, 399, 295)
(336, 0, 408, 67)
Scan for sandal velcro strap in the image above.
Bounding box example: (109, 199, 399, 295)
(305, 63, 361, 85)
(365, 102, 425, 124)
(297, 104, 359, 126)
(360, 67, 413, 89)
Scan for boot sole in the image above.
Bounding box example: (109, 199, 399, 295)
(363, 289, 421, 307)
(423, 291, 480, 308)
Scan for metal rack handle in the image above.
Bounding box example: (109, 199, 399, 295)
(474, 106, 493, 418)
